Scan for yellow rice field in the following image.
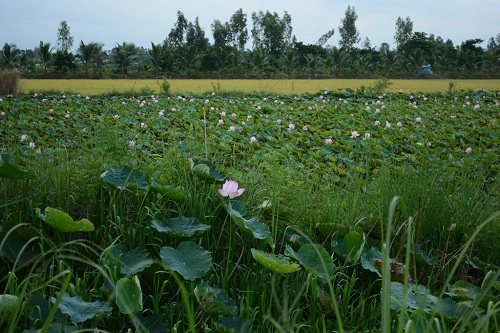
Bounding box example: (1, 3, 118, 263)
(20, 79, 500, 95)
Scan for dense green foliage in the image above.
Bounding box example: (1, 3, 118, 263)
(0, 88, 499, 332)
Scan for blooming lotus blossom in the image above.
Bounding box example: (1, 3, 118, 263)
(29, 142, 36, 149)
(302, 126, 308, 131)
(364, 133, 371, 139)
(21, 134, 27, 141)
(397, 122, 402, 128)
(218, 180, 245, 198)
(325, 138, 332, 145)
(288, 123, 295, 130)
(250, 136, 257, 143)
(350, 131, 360, 138)
(415, 117, 421, 123)
(218, 119, 224, 125)
(374, 120, 381, 126)
(220, 111, 226, 116)
(128, 140, 135, 147)
(276, 119, 282, 124)
(229, 126, 235, 131)
(465, 147, 472, 154)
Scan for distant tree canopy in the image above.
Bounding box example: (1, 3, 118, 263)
(2, 7, 498, 79)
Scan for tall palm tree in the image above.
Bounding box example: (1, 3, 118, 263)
(112, 42, 138, 75)
(304, 54, 324, 78)
(1, 43, 21, 68)
(250, 48, 270, 78)
(148, 42, 165, 77)
(327, 47, 350, 77)
(176, 45, 201, 77)
(78, 41, 106, 77)
(380, 49, 399, 74)
(37, 41, 53, 73)
(281, 49, 299, 78)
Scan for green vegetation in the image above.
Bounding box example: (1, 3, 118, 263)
(1, 9, 500, 79)
(1, 88, 499, 332)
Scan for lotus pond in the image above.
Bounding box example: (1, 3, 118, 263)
(0, 87, 499, 332)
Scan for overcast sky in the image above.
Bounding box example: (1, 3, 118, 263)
(1, 0, 498, 52)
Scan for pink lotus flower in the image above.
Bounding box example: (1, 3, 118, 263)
(218, 180, 245, 198)
(415, 117, 421, 123)
(465, 147, 472, 154)
(325, 138, 332, 145)
(250, 136, 257, 143)
(350, 131, 360, 138)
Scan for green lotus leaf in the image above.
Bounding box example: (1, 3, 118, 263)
(38, 207, 94, 232)
(360, 247, 383, 276)
(51, 292, 112, 323)
(100, 165, 149, 190)
(409, 243, 435, 266)
(151, 180, 188, 200)
(227, 202, 273, 246)
(190, 159, 226, 183)
(116, 276, 143, 314)
(134, 314, 170, 333)
(160, 241, 212, 280)
(102, 244, 153, 276)
(251, 248, 301, 274)
(332, 231, 365, 263)
(285, 244, 335, 283)
(152, 217, 210, 238)
(0, 294, 21, 320)
(194, 280, 237, 316)
(0, 153, 36, 179)
(0, 234, 40, 263)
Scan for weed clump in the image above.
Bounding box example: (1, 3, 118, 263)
(0, 70, 20, 95)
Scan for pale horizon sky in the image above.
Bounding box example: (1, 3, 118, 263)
(1, 0, 498, 52)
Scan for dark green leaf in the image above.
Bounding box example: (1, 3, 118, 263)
(100, 165, 149, 190)
(0, 153, 36, 179)
(152, 217, 210, 238)
(194, 281, 237, 316)
(160, 241, 212, 280)
(51, 293, 112, 323)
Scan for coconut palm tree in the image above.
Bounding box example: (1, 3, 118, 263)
(281, 49, 299, 78)
(112, 42, 138, 76)
(176, 44, 201, 77)
(1, 43, 21, 68)
(148, 42, 166, 77)
(37, 41, 53, 73)
(304, 54, 324, 78)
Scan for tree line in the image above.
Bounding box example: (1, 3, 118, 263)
(1, 7, 499, 79)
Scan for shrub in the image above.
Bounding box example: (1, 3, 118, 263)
(0, 70, 20, 95)
(159, 77, 171, 95)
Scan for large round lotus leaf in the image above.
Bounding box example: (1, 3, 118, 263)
(51, 293, 112, 323)
(0, 154, 36, 179)
(38, 207, 94, 232)
(251, 248, 301, 274)
(0, 294, 21, 320)
(152, 217, 210, 238)
(194, 280, 237, 316)
(116, 276, 143, 314)
(100, 165, 149, 190)
(101, 244, 153, 276)
(160, 241, 212, 280)
(285, 244, 335, 282)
